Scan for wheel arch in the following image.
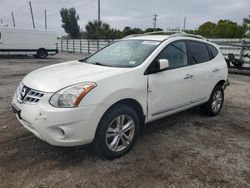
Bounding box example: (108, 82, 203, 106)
(216, 80, 226, 87)
(37, 48, 48, 55)
(96, 98, 145, 136)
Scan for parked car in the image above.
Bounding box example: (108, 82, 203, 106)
(12, 33, 229, 159)
(0, 26, 58, 58)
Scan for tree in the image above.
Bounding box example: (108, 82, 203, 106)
(196, 22, 216, 37)
(85, 20, 112, 39)
(213, 20, 244, 38)
(121, 27, 143, 37)
(144, 28, 163, 33)
(60, 8, 80, 38)
(243, 15, 250, 37)
(196, 20, 245, 38)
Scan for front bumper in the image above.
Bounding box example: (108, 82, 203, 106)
(12, 93, 108, 146)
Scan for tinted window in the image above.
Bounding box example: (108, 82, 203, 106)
(207, 44, 218, 58)
(157, 41, 188, 69)
(188, 41, 210, 63)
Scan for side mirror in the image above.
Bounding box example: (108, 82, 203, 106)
(144, 59, 169, 75)
(158, 59, 169, 70)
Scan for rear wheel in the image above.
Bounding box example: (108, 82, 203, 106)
(93, 104, 140, 159)
(201, 85, 224, 116)
(36, 49, 47, 59)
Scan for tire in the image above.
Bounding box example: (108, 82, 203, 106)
(232, 59, 243, 67)
(93, 104, 140, 159)
(201, 85, 224, 116)
(225, 58, 230, 67)
(36, 49, 47, 59)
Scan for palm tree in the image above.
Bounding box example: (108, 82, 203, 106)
(85, 20, 111, 39)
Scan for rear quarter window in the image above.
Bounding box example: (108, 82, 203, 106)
(188, 41, 210, 64)
(207, 44, 219, 59)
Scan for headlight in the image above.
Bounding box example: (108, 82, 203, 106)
(49, 82, 96, 108)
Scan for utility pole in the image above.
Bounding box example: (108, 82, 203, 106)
(153, 14, 157, 31)
(11, 12, 16, 27)
(183, 16, 186, 31)
(29, 1, 35, 29)
(98, 0, 100, 23)
(44, 9, 47, 30)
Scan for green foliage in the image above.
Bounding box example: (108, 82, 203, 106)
(85, 20, 113, 39)
(60, 8, 80, 39)
(197, 20, 245, 38)
(144, 28, 163, 33)
(243, 15, 250, 37)
(196, 22, 216, 37)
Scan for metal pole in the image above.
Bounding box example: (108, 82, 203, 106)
(80, 39, 82, 54)
(61, 38, 63, 52)
(183, 16, 186, 31)
(29, 1, 35, 29)
(44, 9, 47, 30)
(98, 0, 100, 23)
(11, 12, 16, 27)
(153, 14, 157, 31)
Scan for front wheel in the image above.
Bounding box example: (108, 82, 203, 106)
(93, 104, 140, 159)
(201, 85, 224, 116)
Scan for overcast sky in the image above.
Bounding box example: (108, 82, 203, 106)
(0, 0, 249, 36)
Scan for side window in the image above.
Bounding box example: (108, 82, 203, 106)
(207, 44, 218, 59)
(188, 41, 210, 64)
(157, 41, 188, 69)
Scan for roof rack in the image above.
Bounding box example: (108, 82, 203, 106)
(168, 32, 207, 40)
(123, 31, 166, 39)
(123, 31, 208, 41)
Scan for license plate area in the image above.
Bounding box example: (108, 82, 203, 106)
(12, 104, 22, 120)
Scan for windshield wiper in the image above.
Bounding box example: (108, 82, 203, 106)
(92, 62, 113, 67)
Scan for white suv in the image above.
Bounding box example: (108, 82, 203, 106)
(12, 33, 229, 159)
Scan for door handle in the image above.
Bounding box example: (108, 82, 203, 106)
(213, 68, 219, 72)
(184, 74, 193, 79)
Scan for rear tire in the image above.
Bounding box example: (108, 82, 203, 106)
(93, 104, 140, 159)
(201, 85, 224, 116)
(36, 49, 47, 59)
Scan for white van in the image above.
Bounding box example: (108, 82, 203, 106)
(0, 26, 58, 58)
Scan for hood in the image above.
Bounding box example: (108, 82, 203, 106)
(22, 60, 128, 92)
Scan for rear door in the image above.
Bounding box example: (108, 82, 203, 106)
(187, 40, 218, 102)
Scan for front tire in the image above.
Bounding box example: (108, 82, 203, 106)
(93, 104, 140, 159)
(201, 85, 224, 116)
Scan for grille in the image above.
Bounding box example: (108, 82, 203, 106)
(22, 90, 45, 104)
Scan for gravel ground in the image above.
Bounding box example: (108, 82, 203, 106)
(0, 53, 249, 188)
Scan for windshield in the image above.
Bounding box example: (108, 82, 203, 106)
(85, 40, 160, 67)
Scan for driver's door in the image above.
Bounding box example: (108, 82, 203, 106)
(147, 41, 194, 121)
